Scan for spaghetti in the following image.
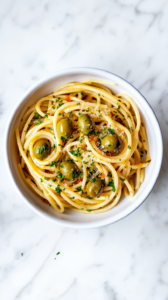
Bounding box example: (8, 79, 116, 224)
(16, 79, 151, 214)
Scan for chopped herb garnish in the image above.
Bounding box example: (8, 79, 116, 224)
(57, 173, 64, 182)
(109, 128, 115, 135)
(128, 145, 131, 149)
(108, 179, 116, 192)
(72, 170, 79, 180)
(61, 136, 66, 142)
(51, 144, 56, 150)
(50, 161, 57, 167)
(38, 144, 46, 154)
(52, 178, 57, 182)
(40, 178, 43, 182)
(87, 209, 92, 212)
(55, 185, 62, 194)
(120, 178, 125, 182)
(33, 112, 40, 119)
(69, 147, 82, 157)
(44, 177, 49, 181)
(44, 114, 48, 118)
(37, 118, 42, 125)
(76, 186, 83, 193)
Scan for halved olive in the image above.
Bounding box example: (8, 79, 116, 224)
(57, 118, 72, 139)
(78, 114, 95, 135)
(60, 161, 79, 180)
(101, 134, 120, 152)
(86, 178, 103, 198)
(33, 139, 51, 160)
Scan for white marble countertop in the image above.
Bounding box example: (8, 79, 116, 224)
(0, 0, 168, 299)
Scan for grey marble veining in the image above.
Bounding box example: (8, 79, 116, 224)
(0, 0, 168, 299)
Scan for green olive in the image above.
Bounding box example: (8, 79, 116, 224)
(78, 114, 95, 135)
(86, 178, 103, 198)
(60, 161, 79, 180)
(57, 118, 73, 139)
(101, 134, 120, 152)
(33, 139, 51, 160)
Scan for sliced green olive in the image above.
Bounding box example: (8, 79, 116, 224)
(60, 161, 79, 180)
(86, 178, 103, 198)
(57, 118, 73, 139)
(33, 139, 51, 160)
(101, 134, 120, 152)
(78, 114, 95, 135)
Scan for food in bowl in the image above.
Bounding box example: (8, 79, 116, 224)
(16, 79, 151, 214)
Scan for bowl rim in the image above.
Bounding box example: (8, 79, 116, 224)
(4, 67, 163, 228)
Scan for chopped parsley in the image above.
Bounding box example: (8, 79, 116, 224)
(44, 114, 48, 118)
(55, 185, 62, 194)
(76, 186, 83, 193)
(57, 173, 64, 182)
(51, 144, 56, 150)
(87, 209, 92, 212)
(38, 144, 46, 154)
(109, 128, 115, 135)
(37, 117, 42, 125)
(33, 112, 40, 119)
(69, 147, 82, 157)
(44, 177, 49, 181)
(72, 170, 79, 180)
(128, 145, 131, 149)
(108, 179, 116, 192)
(120, 178, 125, 182)
(61, 136, 66, 142)
(50, 161, 57, 167)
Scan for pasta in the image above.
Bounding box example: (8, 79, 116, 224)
(16, 79, 151, 214)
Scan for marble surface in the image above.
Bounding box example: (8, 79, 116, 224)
(0, 0, 168, 299)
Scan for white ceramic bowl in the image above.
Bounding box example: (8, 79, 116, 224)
(4, 68, 163, 228)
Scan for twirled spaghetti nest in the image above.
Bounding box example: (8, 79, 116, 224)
(16, 79, 150, 214)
